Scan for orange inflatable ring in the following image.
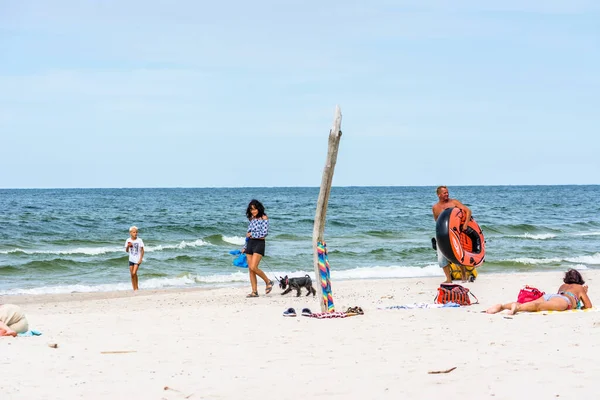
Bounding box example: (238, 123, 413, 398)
(436, 207, 485, 267)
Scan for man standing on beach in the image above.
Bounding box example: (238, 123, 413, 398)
(432, 186, 472, 283)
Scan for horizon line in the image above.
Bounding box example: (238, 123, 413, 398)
(1, 183, 599, 190)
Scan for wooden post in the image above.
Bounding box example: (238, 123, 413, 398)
(313, 105, 343, 312)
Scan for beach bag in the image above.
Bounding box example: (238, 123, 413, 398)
(517, 286, 544, 304)
(434, 283, 478, 306)
(228, 250, 248, 268)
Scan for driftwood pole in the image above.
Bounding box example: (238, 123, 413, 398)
(313, 105, 343, 312)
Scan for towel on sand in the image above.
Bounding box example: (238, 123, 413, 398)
(378, 302, 461, 310)
(309, 312, 348, 319)
(532, 307, 599, 315)
(17, 330, 42, 337)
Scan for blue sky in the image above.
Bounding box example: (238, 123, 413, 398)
(1, 0, 599, 188)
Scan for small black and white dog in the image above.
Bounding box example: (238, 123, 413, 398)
(279, 274, 317, 297)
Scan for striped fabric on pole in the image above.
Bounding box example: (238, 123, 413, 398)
(317, 241, 335, 312)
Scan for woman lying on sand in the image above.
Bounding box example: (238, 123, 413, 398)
(486, 269, 592, 315)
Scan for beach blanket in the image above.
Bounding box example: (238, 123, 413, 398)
(17, 330, 42, 337)
(378, 302, 461, 310)
(308, 312, 348, 319)
(532, 307, 599, 315)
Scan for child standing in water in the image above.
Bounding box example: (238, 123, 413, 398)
(125, 226, 144, 291)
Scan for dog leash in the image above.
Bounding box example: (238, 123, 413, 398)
(259, 258, 280, 283)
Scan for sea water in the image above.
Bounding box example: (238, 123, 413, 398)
(1, 186, 599, 295)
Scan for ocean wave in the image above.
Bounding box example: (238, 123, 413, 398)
(0, 239, 211, 256)
(203, 234, 228, 245)
(0, 282, 140, 295)
(0, 239, 210, 256)
(509, 257, 564, 265)
(364, 230, 398, 238)
(0, 265, 21, 274)
(508, 233, 557, 240)
(167, 255, 196, 262)
(0, 247, 120, 256)
(505, 253, 600, 266)
(329, 220, 357, 228)
(273, 233, 306, 241)
(0, 266, 444, 295)
(574, 231, 600, 236)
(570, 264, 589, 270)
(328, 247, 431, 258)
(484, 224, 561, 236)
(146, 239, 209, 252)
(0, 274, 201, 295)
(222, 236, 246, 246)
(565, 253, 600, 265)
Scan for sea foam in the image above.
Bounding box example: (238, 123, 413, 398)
(222, 236, 246, 246)
(517, 233, 557, 240)
(0, 265, 444, 295)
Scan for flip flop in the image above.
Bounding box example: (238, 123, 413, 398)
(345, 307, 358, 316)
(246, 291, 259, 298)
(283, 308, 296, 317)
(301, 308, 312, 317)
(345, 306, 365, 316)
(265, 280, 274, 294)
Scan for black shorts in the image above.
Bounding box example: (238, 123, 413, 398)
(129, 261, 138, 266)
(245, 239, 265, 256)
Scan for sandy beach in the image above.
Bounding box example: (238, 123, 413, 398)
(2, 270, 599, 400)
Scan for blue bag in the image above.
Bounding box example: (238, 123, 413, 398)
(229, 250, 248, 268)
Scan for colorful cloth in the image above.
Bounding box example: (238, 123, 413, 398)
(317, 241, 335, 312)
(309, 312, 347, 319)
